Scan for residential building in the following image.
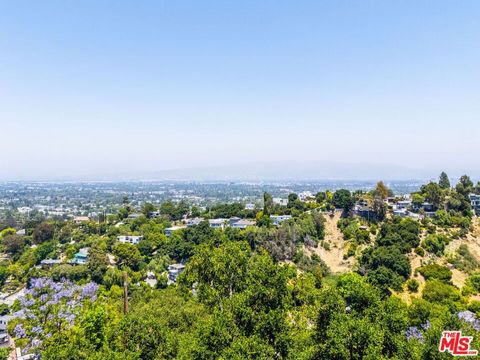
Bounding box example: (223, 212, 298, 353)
(272, 198, 288, 206)
(72, 248, 89, 265)
(164, 226, 185, 237)
(229, 217, 255, 229)
(148, 211, 161, 218)
(270, 215, 292, 226)
(186, 218, 204, 227)
(413, 202, 435, 212)
(298, 191, 314, 201)
(0, 315, 11, 344)
(209, 219, 226, 229)
(355, 205, 375, 220)
(385, 197, 396, 205)
(73, 216, 90, 224)
(117, 235, 143, 244)
(40, 259, 62, 267)
(145, 271, 157, 288)
(168, 263, 186, 284)
(245, 203, 255, 210)
(393, 209, 408, 218)
(127, 213, 143, 219)
(395, 200, 412, 210)
(469, 194, 480, 214)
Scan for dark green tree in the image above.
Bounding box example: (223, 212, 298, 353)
(332, 189, 355, 214)
(439, 171, 451, 189)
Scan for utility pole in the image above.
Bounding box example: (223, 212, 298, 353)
(123, 271, 129, 315)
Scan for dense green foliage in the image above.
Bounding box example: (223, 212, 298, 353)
(1, 175, 480, 358)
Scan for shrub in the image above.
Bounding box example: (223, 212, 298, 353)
(433, 210, 452, 227)
(406, 279, 420, 293)
(414, 247, 425, 257)
(418, 264, 452, 283)
(346, 243, 356, 258)
(448, 244, 480, 273)
(422, 234, 450, 256)
(360, 246, 411, 280)
(422, 279, 462, 305)
(465, 273, 480, 294)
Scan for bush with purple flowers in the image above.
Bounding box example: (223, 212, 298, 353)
(11, 277, 98, 356)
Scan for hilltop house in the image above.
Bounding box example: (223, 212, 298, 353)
(229, 217, 256, 229)
(71, 248, 89, 265)
(395, 200, 412, 210)
(270, 215, 292, 226)
(164, 226, 186, 237)
(355, 204, 375, 220)
(168, 264, 186, 284)
(272, 198, 288, 206)
(148, 211, 161, 218)
(413, 202, 435, 212)
(0, 315, 11, 344)
(73, 216, 90, 224)
(186, 218, 204, 227)
(393, 209, 408, 218)
(298, 191, 314, 201)
(469, 194, 480, 214)
(40, 259, 62, 267)
(117, 235, 143, 245)
(245, 203, 255, 210)
(209, 219, 226, 229)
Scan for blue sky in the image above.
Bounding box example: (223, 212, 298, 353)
(1, 1, 479, 180)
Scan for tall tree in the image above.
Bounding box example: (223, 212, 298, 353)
(141, 202, 156, 216)
(263, 192, 273, 215)
(438, 171, 451, 189)
(33, 222, 54, 244)
(332, 189, 355, 214)
(373, 181, 391, 200)
(456, 175, 474, 197)
(420, 182, 444, 210)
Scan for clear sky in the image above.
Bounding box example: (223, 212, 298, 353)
(1, 1, 479, 180)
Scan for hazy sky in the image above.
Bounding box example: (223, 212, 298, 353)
(1, 1, 479, 180)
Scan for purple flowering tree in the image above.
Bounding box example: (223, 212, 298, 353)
(405, 326, 424, 343)
(12, 277, 98, 356)
(457, 310, 480, 331)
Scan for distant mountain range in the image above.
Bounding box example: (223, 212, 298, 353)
(4, 161, 475, 183)
(114, 161, 441, 182)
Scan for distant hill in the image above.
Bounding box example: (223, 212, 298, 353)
(130, 161, 437, 182)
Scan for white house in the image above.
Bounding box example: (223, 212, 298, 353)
(117, 235, 143, 245)
(245, 203, 255, 210)
(393, 209, 408, 218)
(0, 315, 11, 333)
(272, 198, 288, 206)
(298, 191, 314, 201)
(469, 194, 480, 214)
(229, 217, 255, 229)
(73, 216, 90, 224)
(168, 263, 186, 284)
(164, 226, 186, 237)
(0, 315, 11, 344)
(209, 219, 226, 229)
(395, 200, 412, 210)
(186, 218, 204, 227)
(270, 215, 292, 226)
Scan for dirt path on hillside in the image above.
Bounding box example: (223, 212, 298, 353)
(444, 218, 480, 258)
(304, 212, 354, 274)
